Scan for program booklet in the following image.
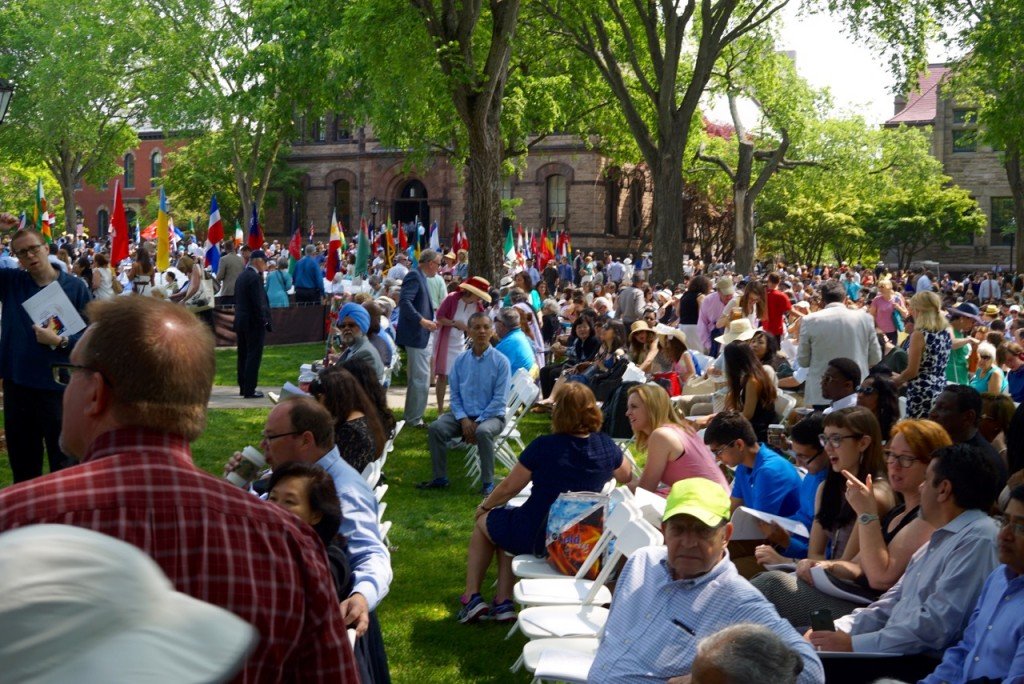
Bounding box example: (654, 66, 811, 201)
(22, 281, 86, 339)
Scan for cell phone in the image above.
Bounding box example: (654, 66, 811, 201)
(810, 608, 835, 632)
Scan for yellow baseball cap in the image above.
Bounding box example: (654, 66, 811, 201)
(662, 478, 731, 527)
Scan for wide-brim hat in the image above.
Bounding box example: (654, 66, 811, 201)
(445, 251, 457, 261)
(629, 320, 654, 340)
(982, 304, 1000, 317)
(715, 318, 758, 345)
(459, 276, 492, 303)
(0, 525, 257, 684)
(654, 323, 686, 345)
(947, 301, 982, 323)
(715, 276, 735, 296)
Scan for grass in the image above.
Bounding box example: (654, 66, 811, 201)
(0, 342, 566, 682)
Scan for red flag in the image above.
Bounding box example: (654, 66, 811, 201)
(110, 181, 129, 266)
(288, 225, 302, 260)
(398, 223, 408, 250)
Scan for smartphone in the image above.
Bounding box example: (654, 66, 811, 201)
(810, 608, 835, 632)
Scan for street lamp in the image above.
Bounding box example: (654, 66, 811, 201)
(369, 197, 380, 223)
(0, 79, 14, 125)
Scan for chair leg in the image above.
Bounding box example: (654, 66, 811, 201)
(505, 619, 520, 640)
(510, 653, 524, 673)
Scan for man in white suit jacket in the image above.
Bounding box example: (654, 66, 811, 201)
(798, 280, 882, 407)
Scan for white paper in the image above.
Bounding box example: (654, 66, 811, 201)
(22, 281, 86, 338)
(810, 565, 874, 606)
(730, 506, 809, 541)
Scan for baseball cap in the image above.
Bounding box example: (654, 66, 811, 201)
(662, 478, 731, 527)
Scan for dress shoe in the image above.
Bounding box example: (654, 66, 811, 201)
(415, 478, 450, 490)
(243, 391, 265, 399)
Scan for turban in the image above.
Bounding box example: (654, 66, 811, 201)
(338, 302, 370, 334)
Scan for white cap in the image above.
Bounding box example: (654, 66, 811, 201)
(0, 525, 257, 684)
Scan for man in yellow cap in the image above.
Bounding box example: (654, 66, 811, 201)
(587, 478, 824, 683)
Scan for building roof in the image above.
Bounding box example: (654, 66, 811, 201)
(886, 64, 950, 126)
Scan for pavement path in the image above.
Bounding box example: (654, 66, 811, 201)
(208, 384, 436, 412)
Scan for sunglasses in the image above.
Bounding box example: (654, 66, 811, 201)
(856, 385, 876, 395)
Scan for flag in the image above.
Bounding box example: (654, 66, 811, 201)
(326, 209, 342, 280)
(247, 203, 263, 250)
(17, 211, 26, 231)
(529, 229, 538, 262)
(383, 221, 396, 269)
(156, 187, 170, 270)
(428, 220, 440, 251)
(204, 195, 223, 272)
(398, 222, 408, 251)
(233, 220, 243, 246)
(415, 221, 424, 260)
(110, 181, 129, 266)
(34, 179, 51, 243)
(287, 202, 302, 275)
(503, 227, 516, 262)
(355, 218, 370, 277)
(308, 222, 315, 243)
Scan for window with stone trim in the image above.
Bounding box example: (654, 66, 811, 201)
(150, 150, 163, 187)
(952, 108, 977, 153)
(98, 209, 110, 236)
(992, 197, 1016, 246)
(546, 174, 567, 228)
(124, 153, 135, 189)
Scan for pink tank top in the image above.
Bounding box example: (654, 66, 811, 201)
(658, 424, 731, 493)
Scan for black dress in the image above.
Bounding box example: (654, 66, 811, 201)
(678, 291, 701, 324)
(336, 416, 378, 473)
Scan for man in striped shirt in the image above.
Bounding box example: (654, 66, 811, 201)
(0, 297, 359, 683)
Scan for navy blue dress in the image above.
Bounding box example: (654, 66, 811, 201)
(486, 432, 623, 556)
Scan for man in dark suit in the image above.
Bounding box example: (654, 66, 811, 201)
(234, 249, 271, 399)
(395, 249, 439, 427)
(216, 240, 245, 305)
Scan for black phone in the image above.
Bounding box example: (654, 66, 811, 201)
(810, 608, 835, 632)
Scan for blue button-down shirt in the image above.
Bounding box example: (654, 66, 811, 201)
(557, 262, 574, 283)
(731, 443, 802, 518)
(588, 547, 824, 683)
(835, 509, 998, 656)
(315, 446, 392, 610)
(922, 564, 1024, 684)
(292, 255, 324, 293)
(449, 344, 510, 423)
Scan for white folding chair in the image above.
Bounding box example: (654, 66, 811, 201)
(361, 460, 381, 488)
(464, 369, 540, 484)
(774, 391, 797, 423)
(374, 483, 388, 504)
(511, 516, 662, 609)
(523, 639, 599, 681)
(379, 520, 392, 546)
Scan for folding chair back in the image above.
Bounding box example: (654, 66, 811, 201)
(578, 516, 661, 604)
(572, 500, 641, 581)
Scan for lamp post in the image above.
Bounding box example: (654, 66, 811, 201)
(0, 78, 14, 125)
(369, 197, 380, 224)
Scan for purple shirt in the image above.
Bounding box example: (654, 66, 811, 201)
(698, 292, 733, 350)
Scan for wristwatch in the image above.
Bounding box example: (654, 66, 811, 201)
(857, 513, 879, 525)
(58, 336, 70, 350)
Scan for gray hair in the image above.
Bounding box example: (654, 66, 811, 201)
(496, 306, 521, 330)
(278, 256, 289, 269)
(304, 244, 316, 256)
(693, 624, 802, 684)
(419, 248, 440, 264)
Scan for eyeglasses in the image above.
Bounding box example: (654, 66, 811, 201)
(884, 450, 922, 468)
(260, 430, 302, 443)
(667, 521, 726, 541)
(856, 385, 876, 395)
(979, 355, 993, 360)
(51, 362, 111, 387)
(711, 440, 736, 458)
(14, 243, 45, 259)
(818, 433, 862, 448)
(994, 515, 1024, 537)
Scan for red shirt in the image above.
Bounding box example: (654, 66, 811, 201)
(764, 288, 793, 337)
(0, 427, 359, 684)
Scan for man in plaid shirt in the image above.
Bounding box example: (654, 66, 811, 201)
(0, 297, 359, 683)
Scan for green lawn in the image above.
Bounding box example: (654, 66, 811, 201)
(213, 342, 328, 387)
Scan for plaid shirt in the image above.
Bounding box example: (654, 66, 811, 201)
(0, 427, 359, 684)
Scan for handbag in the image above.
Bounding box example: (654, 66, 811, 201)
(653, 371, 683, 396)
(892, 307, 904, 333)
(590, 356, 630, 402)
(545, 492, 607, 578)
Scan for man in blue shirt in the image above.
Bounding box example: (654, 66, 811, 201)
(493, 307, 536, 377)
(292, 244, 324, 303)
(557, 256, 574, 287)
(420, 312, 510, 495)
(704, 411, 801, 517)
(920, 485, 1024, 684)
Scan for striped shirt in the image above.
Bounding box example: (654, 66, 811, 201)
(0, 427, 359, 684)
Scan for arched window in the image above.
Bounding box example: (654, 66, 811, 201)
(98, 209, 110, 237)
(546, 174, 567, 228)
(334, 179, 351, 231)
(124, 153, 135, 189)
(150, 150, 163, 187)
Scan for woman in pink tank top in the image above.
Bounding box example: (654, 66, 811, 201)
(625, 384, 730, 495)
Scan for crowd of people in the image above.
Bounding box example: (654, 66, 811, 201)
(0, 207, 1023, 683)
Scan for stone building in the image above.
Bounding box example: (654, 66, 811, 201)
(268, 118, 654, 255)
(885, 64, 1015, 271)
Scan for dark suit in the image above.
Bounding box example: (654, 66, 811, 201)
(234, 266, 271, 397)
(395, 268, 434, 425)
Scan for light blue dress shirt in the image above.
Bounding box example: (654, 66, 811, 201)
(835, 509, 999, 657)
(495, 328, 536, 377)
(449, 345, 510, 423)
(588, 547, 824, 683)
(922, 564, 1024, 684)
(315, 445, 392, 611)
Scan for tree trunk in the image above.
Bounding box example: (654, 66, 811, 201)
(1006, 147, 1024, 272)
(59, 172, 77, 237)
(465, 124, 504, 285)
(651, 151, 686, 284)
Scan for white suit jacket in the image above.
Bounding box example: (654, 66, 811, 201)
(797, 303, 882, 406)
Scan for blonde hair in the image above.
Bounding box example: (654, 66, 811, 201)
(909, 291, 948, 332)
(627, 383, 691, 451)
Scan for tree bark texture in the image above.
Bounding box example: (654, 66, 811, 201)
(1006, 147, 1024, 271)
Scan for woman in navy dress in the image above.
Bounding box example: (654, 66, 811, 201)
(457, 382, 633, 623)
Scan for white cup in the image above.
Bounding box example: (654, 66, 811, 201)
(225, 446, 266, 488)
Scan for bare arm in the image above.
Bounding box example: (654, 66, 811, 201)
(635, 428, 680, 492)
(741, 377, 761, 422)
(893, 330, 924, 386)
(988, 367, 1004, 395)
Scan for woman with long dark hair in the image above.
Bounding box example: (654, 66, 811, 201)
(678, 275, 711, 325)
(340, 358, 397, 439)
(717, 279, 767, 330)
(722, 340, 777, 444)
(311, 366, 387, 473)
(856, 373, 901, 440)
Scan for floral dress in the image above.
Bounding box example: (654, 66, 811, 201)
(905, 329, 952, 418)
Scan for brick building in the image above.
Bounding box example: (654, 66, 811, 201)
(885, 64, 1015, 271)
(268, 119, 654, 254)
(73, 130, 179, 237)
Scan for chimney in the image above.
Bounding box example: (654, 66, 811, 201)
(894, 94, 907, 116)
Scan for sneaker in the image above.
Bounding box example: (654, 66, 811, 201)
(457, 594, 489, 624)
(488, 599, 516, 622)
(416, 478, 450, 490)
(481, 482, 495, 496)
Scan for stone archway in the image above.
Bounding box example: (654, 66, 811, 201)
(393, 179, 429, 228)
